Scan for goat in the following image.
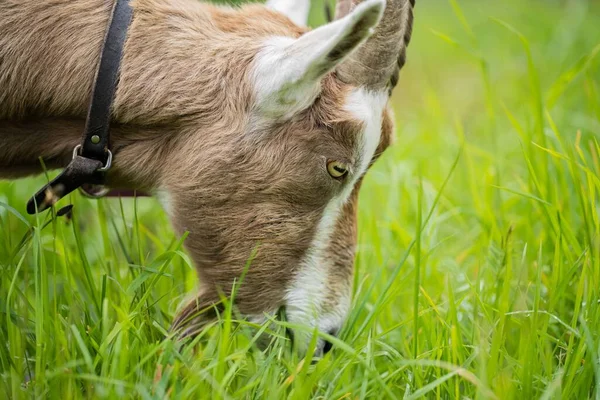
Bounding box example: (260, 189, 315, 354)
(0, 0, 415, 354)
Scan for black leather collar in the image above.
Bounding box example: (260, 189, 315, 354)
(27, 0, 133, 214)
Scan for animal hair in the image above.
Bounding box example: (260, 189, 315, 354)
(0, 0, 414, 353)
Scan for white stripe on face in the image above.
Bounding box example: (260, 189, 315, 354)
(284, 88, 388, 354)
(344, 88, 389, 185)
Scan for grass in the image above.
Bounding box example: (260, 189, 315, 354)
(2, 0, 600, 398)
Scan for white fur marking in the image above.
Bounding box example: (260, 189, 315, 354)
(155, 189, 172, 216)
(345, 88, 388, 182)
(285, 88, 388, 353)
(284, 199, 341, 352)
(266, 0, 311, 26)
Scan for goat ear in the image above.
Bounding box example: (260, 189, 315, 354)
(254, 0, 384, 120)
(266, 0, 311, 26)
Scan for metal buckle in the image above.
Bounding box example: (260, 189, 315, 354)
(72, 144, 112, 172)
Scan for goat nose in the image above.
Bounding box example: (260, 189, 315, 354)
(322, 329, 337, 354)
(323, 339, 333, 354)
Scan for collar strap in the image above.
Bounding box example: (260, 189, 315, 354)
(27, 0, 133, 214)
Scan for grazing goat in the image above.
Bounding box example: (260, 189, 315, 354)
(0, 0, 415, 354)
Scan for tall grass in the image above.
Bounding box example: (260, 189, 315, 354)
(2, 0, 600, 398)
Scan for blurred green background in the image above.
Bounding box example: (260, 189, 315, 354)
(2, 0, 600, 398)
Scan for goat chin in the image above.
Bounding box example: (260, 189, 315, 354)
(171, 300, 334, 357)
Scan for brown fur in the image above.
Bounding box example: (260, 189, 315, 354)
(0, 0, 401, 341)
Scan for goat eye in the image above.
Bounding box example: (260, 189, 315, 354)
(327, 160, 348, 179)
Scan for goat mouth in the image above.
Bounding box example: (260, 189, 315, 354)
(275, 306, 291, 335)
(275, 306, 296, 346)
(276, 307, 333, 356)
